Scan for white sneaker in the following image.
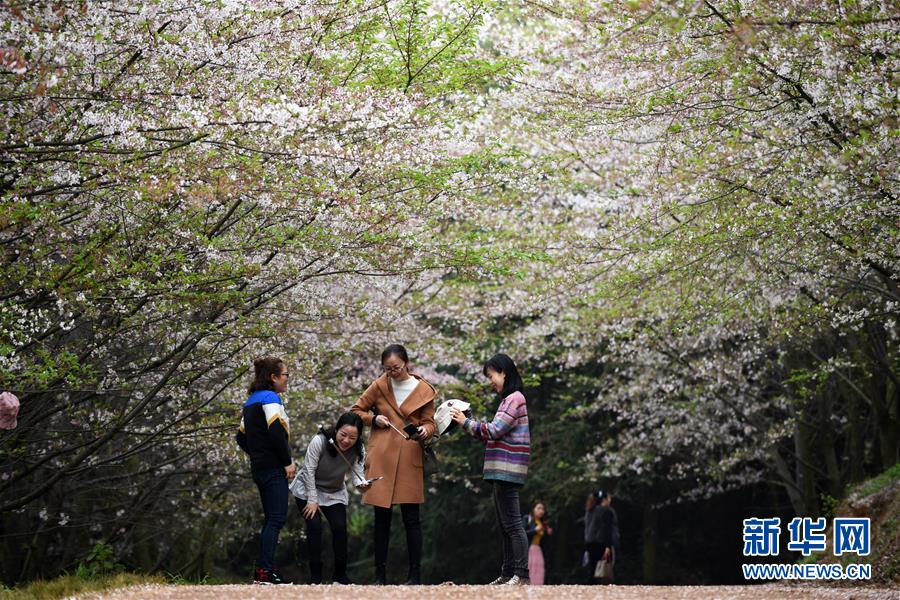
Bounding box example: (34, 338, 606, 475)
(505, 575, 530, 585)
(489, 575, 511, 585)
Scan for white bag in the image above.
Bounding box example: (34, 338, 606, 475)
(433, 399, 471, 437)
(288, 471, 306, 499)
(594, 558, 614, 583)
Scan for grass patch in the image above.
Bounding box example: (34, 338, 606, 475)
(853, 463, 900, 498)
(163, 573, 230, 585)
(0, 573, 164, 600)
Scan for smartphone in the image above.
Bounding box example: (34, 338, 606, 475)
(403, 424, 419, 438)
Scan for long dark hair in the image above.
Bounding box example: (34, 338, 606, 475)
(248, 356, 285, 394)
(531, 500, 548, 522)
(483, 353, 524, 398)
(320, 412, 364, 463)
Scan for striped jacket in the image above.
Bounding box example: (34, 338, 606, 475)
(463, 391, 530, 484)
(236, 390, 291, 472)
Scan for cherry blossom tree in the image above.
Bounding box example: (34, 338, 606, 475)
(1, 0, 896, 584)
(458, 0, 899, 514)
(0, 0, 534, 580)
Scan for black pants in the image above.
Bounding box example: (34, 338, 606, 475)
(585, 542, 610, 584)
(492, 481, 529, 579)
(296, 498, 348, 569)
(374, 504, 422, 567)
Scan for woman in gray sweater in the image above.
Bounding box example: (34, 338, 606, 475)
(291, 412, 371, 584)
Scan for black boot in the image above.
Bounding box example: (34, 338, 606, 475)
(334, 562, 352, 585)
(308, 561, 323, 584)
(403, 563, 421, 585)
(374, 563, 387, 585)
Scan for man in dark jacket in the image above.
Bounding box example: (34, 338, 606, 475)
(584, 490, 614, 584)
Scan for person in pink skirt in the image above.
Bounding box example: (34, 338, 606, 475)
(523, 500, 553, 585)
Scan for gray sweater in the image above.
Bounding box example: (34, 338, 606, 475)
(290, 433, 365, 505)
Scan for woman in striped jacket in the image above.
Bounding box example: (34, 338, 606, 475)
(450, 353, 531, 586)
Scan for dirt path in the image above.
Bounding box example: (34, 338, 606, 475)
(78, 583, 900, 599)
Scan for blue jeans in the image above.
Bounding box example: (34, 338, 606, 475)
(492, 481, 529, 579)
(253, 467, 288, 570)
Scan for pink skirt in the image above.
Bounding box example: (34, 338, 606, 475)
(528, 544, 545, 585)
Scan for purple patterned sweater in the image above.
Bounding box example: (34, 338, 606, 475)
(463, 391, 530, 485)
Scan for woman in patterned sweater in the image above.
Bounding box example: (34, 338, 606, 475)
(450, 353, 531, 586)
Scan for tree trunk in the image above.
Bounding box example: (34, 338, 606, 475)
(870, 366, 899, 470)
(133, 519, 155, 573)
(552, 506, 570, 584)
(866, 321, 900, 469)
(795, 406, 819, 515)
(819, 379, 842, 498)
(642, 505, 658, 584)
(772, 446, 805, 516)
(846, 380, 866, 484)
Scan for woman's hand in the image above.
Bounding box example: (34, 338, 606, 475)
(356, 482, 372, 492)
(374, 415, 390, 428)
(284, 463, 297, 480)
(302, 502, 319, 520)
(449, 408, 466, 425)
(413, 425, 428, 440)
(602, 547, 611, 561)
(546, 525, 554, 535)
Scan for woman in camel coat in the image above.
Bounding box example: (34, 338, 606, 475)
(352, 344, 436, 585)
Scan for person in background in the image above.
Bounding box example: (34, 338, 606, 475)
(584, 489, 614, 584)
(609, 492, 621, 574)
(450, 353, 531, 586)
(0, 391, 19, 430)
(236, 356, 295, 585)
(291, 412, 371, 584)
(523, 500, 553, 585)
(351, 344, 437, 585)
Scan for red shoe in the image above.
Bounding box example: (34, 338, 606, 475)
(253, 567, 293, 585)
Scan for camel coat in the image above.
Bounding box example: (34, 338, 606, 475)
(351, 373, 437, 508)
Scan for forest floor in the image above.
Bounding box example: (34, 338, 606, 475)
(77, 583, 900, 599)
